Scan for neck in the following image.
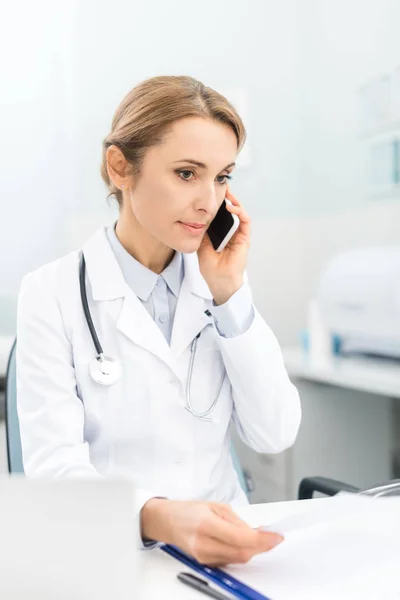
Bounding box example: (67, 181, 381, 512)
(115, 210, 174, 274)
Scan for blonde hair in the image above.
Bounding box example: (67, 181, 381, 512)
(101, 75, 246, 205)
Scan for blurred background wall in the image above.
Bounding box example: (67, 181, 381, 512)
(2, 0, 400, 342)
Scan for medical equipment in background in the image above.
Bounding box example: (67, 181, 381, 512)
(316, 246, 400, 359)
(306, 298, 334, 367)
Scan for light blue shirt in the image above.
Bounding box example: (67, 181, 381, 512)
(106, 224, 254, 342)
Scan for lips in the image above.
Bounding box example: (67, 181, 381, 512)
(178, 221, 207, 235)
(181, 222, 205, 228)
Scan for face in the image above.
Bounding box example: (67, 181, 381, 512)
(124, 117, 238, 253)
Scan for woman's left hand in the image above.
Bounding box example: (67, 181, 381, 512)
(197, 187, 251, 305)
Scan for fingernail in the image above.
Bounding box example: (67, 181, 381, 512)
(271, 533, 284, 546)
(261, 531, 284, 546)
(259, 526, 280, 534)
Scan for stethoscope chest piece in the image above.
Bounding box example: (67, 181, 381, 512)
(89, 355, 122, 386)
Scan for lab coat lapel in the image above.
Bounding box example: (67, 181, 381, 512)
(116, 290, 178, 374)
(170, 253, 213, 359)
(82, 227, 180, 378)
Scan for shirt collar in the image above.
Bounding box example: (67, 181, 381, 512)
(161, 250, 183, 298)
(106, 223, 183, 301)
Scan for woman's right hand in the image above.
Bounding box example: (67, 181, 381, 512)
(140, 498, 284, 566)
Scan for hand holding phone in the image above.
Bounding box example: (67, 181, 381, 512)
(198, 189, 250, 306)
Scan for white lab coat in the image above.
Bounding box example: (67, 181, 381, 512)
(17, 227, 301, 518)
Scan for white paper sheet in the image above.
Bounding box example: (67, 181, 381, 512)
(260, 492, 391, 535)
(227, 495, 400, 600)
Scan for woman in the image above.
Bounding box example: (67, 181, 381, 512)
(17, 75, 301, 566)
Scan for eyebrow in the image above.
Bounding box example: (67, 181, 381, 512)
(172, 159, 236, 171)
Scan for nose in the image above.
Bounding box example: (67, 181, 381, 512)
(194, 184, 219, 216)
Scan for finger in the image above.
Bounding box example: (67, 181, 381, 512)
(193, 538, 259, 566)
(193, 533, 283, 566)
(225, 203, 251, 242)
(225, 201, 250, 224)
(208, 511, 283, 551)
(216, 508, 273, 533)
(224, 194, 251, 229)
(225, 187, 240, 206)
(220, 188, 251, 244)
(212, 505, 249, 528)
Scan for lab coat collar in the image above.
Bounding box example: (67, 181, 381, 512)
(169, 252, 214, 358)
(162, 251, 183, 299)
(82, 227, 213, 369)
(82, 227, 126, 301)
(181, 252, 213, 301)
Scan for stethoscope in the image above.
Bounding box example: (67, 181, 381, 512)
(79, 252, 224, 420)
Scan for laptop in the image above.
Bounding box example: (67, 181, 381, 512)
(0, 477, 139, 600)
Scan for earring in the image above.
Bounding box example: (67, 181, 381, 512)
(121, 184, 125, 189)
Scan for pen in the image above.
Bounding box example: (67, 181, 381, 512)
(162, 543, 271, 600)
(177, 571, 235, 600)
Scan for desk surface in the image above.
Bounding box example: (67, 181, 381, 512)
(139, 499, 318, 599)
(283, 345, 400, 398)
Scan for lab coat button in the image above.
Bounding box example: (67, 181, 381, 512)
(159, 314, 167, 323)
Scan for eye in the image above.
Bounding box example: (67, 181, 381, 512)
(216, 174, 233, 184)
(177, 169, 195, 181)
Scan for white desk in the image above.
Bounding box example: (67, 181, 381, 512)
(140, 497, 400, 599)
(139, 499, 318, 599)
(283, 345, 400, 399)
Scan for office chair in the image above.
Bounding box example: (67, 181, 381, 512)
(5, 342, 253, 497)
(5, 339, 24, 473)
(298, 475, 400, 499)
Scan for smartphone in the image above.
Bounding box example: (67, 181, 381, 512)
(207, 199, 240, 252)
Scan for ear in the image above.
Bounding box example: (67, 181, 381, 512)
(106, 145, 129, 189)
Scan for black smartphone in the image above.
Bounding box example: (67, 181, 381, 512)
(207, 200, 240, 252)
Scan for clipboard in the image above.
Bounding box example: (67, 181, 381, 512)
(160, 544, 271, 600)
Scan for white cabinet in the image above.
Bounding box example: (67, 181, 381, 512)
(287, 379, 392, 498)
(232, 348, 399, 504)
